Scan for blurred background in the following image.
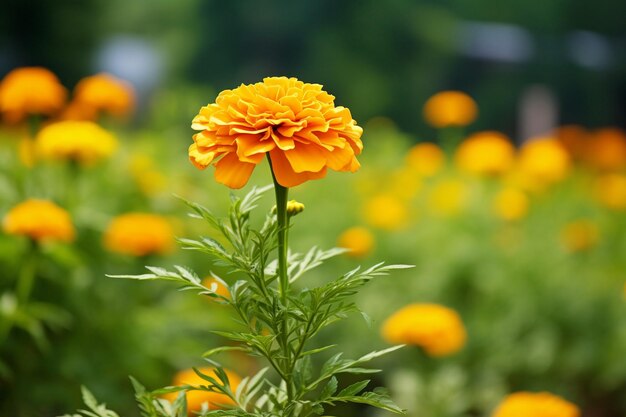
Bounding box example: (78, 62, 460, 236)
(1, 1, 626, 417)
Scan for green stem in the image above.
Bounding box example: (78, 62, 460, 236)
(270, 170, 290, 304)
(17, 240, 38, 304)
(439, 126, 464, 156)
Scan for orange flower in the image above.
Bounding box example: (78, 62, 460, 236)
(362, 194, 409, 230)
(517, 137, 570, 187)
(582, 128, 626, 171)
(189, 77, 363, 189)
(68, 73, 135, 120)
(381, 303, 466, 356)
(0, 67, 67, 123)
(405, 143, 445, 177)
(36, 121, 118, 165)
(491, 391, 580, 417)
(164, 367, 241, 414)
(553, 125, 588, 161)
(455, 131, 515, 176)
(337, 226, 375, 258)
(3, 199, 75, 242)
(201, 276, 231, 299)
(561, 220, 599, 252)
(104, 213, 174, 256)
(423, 91, 478, 128)
(593, 173, 626, 210)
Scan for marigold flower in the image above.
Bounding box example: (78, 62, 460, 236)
(3, 199, 74, 242)
(561, 220, 599, 252)
(491, 391, 580, 417)
(593, 173, 626, 210)
(582, 128, 626, 171)
(286, 200, 305, 216)
(428, 179, 467, 217)
(493, 188, 529, 221)
(553, 125, 588, 161)
(381, 303, 466, 357)
(202, 276, 231, 299)
(337, 226, 375, 258)
(362, 194, 409, 231)
(517, 137, 570, 186)
(164, 367, 241, 413)
(104, 213, 174, 256)
(0, 67, 67, 123)
(455, 131, 515, 176)
(405, 143, 445, 177)
(69, 73, 135, 120)
(36, 121, 118, 165)
(189, 77, 363, 189)
(423, 91, 478, 128)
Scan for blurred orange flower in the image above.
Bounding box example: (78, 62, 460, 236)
(561, 220, 599, 252)
(492, 187, 529, 221)
(423, 91, 478, 128)
(428, 179, 467, 217)
(36, 121, 118, 165)
(582, 128, 626, 171)
(491, 391, 580, 417)
(381, 303, 466, 357)
(362, 194, 409, 230)
(3, 199, 74, 242)
(0, 67, 67, 123)
(164, 367, 241, 414)
(337, 226, 375, 258)
(104, 213, 174, 256)
(405, 142, 445, 177)
(553, 125, 588, 161)
(201, 275, 231, 300)
(517, 137, 570, 187)
(593, 173, 626, 210)
(66, 73, 135, 120)
(190, 77, 363, 188)
(455, 131, 515, 176)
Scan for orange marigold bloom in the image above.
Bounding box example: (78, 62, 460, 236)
(189, 77, 363, 189)
(491, 392, 580, 417)
(553, 125, 588, 161)
(0, 67, 67, 123)
(201, 275, 231, 300)
(405, 142, 445, 177)
(517, 137, 570, 186)
(36, 120, 118, 165)
(582, 128, 626, 171)
(382, 303, 466, 356)
(3, 199, 75, 242)
(70, 73, 135, 120)
(493, 187, 529, 221)
(337, 226, 375, 258)
(104, 213, 174, 256)
(163, 367, 241, 414)
(455, 131, 516, 176)
(593, 173, 626, 210)
(362, 194, 409, 231)
(423, 91, 478, 128)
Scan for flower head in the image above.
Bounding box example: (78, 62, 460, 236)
(362, 194, 409, 230)
(455, 131, 515, 176)
(3, 199, 75, 242)
(0, 67, 67, 123)
(337, 226, 375, 258)
(405, 143, 445, 177)
(582, 128, 626, 171)
(164, 367, 241, 414)
(428, 179, 467, 217)
(68, 73, 135, 120)
(36, 121, 118, 165)
(381, 303, 466, 356)
(202, 275, 231, 300)
(594, 173, 626, 210)
(493, 187, 529, 221)
(423, 91, 478, 128)
(104, 213, 174, 256)
(553, 125, 588, 161)
(189, 77, 363, 188)
(517, 137, 570, 187)
(491, 392, 580, 417)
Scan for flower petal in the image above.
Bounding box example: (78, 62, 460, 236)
(270, 149, 327, 187)
(213, 153, 256, 189)
(284, 143, 327, 173)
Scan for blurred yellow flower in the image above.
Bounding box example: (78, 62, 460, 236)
(36, 121, 118, 165)
(423, 91, 478, 128)
(455, 131, 515, 176)
(593, 173, 626, 210)
(561, 220, 599, 252)
(582, 128, 626, 171)
(553, 125, 588, 161)
(163, 367, 241, 414)
(405, 142, 445, 177)
(491, 391, 580, 417)
(0, 67, 67, 123)
(69, 73, 135, 120)
(362, 194, 409, 230)
(389, 168, 422, 200)
(381, 303, 466, 357)
(517, 137, 570, 187)
(493, 187, 529, 221)
(3, 199, 75, 242)
(428, 179, 467, 217)
(104, 213, 174, 257)
(190, 77, 363, 189)
(202, 276, 231, 300)
(129, 154, 167, 195)
(337, 226, 375, 258)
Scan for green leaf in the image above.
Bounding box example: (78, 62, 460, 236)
(320, 376, 338, 399)
(337, 380, 370, 397)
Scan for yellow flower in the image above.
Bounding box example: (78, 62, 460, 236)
(36, 121, 118, 165)
(70, 73, 135, 120)
(163, 367, 241, 414)
(389, 168, 422, 200)
(491, 392, 580, 417)
(428, 179, 467, 217)
(129, 155, 167, 196)
(104, 213, 174, 256)
(455, 131, 515, 176)
(593, 173, 626, 210)
(423, 91, 478, 128)
(362, 194, 409, 230)
(381, 303, 466, 357)
(405, 142, 445, 177)
(517, 137, 570, 187)
(337, 226, 375, 258)
(190, 77, 363, 189)
(561, 220, 599, 252)
(492, 188, 529, 221)
(286, 200, 305, 216)
(582, 128, 626, 171)
(3, 199, 75, 242)
(201, 275, 231, 300)
(0, 67, 67, 123)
